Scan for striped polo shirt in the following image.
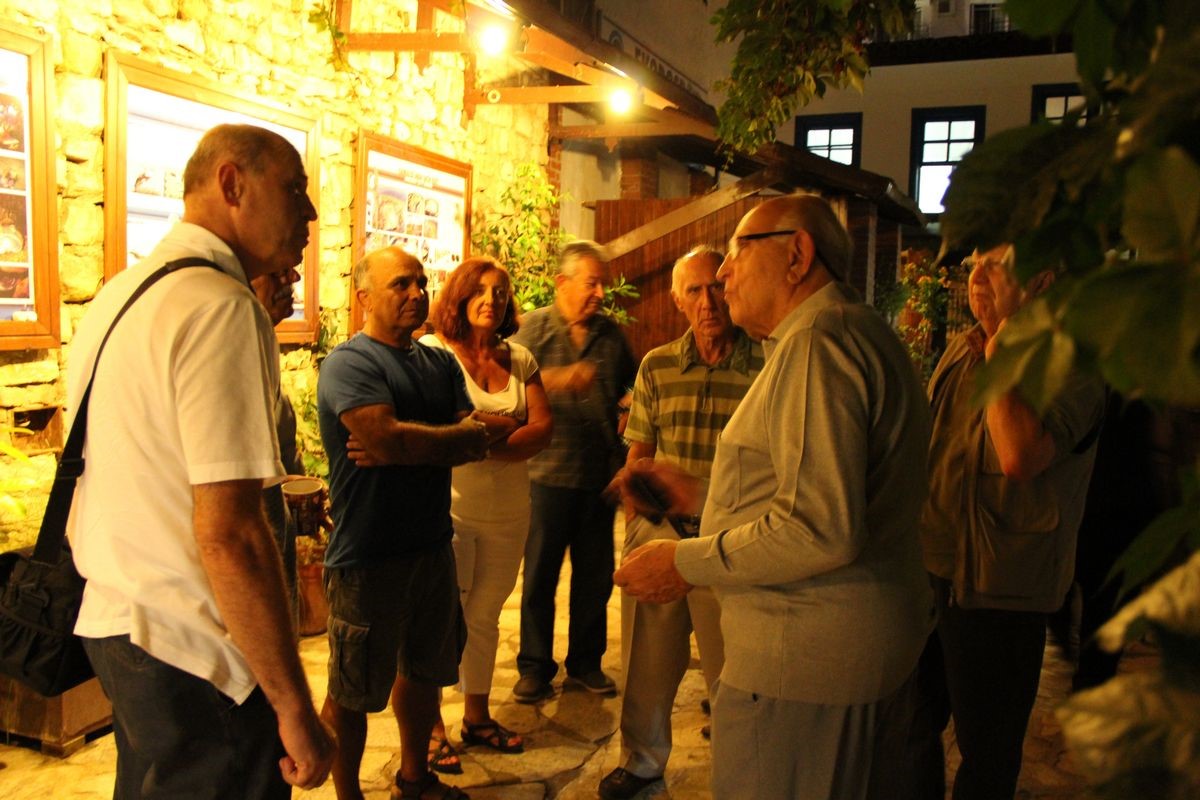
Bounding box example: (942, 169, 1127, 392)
(625, 328, 763, 480)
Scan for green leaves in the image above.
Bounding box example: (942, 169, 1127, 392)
(1123, 148, 1200, 262)
(971, 297, 1077, 414)
(1073, 1, 1118, 88)
(472, 164, 639, 324)
(1067, 261, 1200, 404)
(711, 0, 913, 154)
(941, 120, 1117, 276)
(1103, 470, 1200, 602)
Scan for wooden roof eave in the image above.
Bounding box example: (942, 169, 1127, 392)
(498, 0, 718, 126)
(652, 136, 924, 226)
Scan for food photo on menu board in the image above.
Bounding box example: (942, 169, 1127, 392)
(363, 151, 466, 296)
(0, 91, 25, 153)
(0, 193, 29, 299)
(0, 154, 25, 191)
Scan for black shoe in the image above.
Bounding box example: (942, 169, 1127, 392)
(598, 767, 663, 800)
(564, 670, 617, 695)
(512, 674, 553, 703)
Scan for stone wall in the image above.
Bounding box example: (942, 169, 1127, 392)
(0, 0, 550, 549)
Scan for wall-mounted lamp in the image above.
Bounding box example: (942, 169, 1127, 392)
(477, 23, 509, 56)
(608, 87, 634, 115)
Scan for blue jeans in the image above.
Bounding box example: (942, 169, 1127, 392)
(517, 482, 615, 681)
(83, 635, 289, 800)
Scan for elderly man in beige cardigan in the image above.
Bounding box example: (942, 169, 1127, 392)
(612, 194, 933, 800)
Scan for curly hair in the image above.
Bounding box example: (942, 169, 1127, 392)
(430, 256, 520, 343)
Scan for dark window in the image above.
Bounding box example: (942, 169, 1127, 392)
(970, 3, 1010, 34)
(910, 106, 986, 215)
(1031, 83, 1088, 124)
(794, 113, 862, 167)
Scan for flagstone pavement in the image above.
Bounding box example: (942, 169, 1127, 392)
(0, 521, 1152, 799)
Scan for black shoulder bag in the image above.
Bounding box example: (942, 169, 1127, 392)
(0, 257, 219, 696)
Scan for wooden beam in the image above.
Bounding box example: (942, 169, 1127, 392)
(501, 0, 718, 124)
(551, 115, 716, 141)
(470, 85, 614, 105)
(334, 0, 352, 33)
(344, 31, 469, 52)
(463, 51, 477, 122)
(520, 28, 673, 110)
(603, 168, 785, 259)
(415, 0, 435, 69)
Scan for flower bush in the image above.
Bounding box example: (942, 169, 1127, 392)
(881, 248, 964, 379)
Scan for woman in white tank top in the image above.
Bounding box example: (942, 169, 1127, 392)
(419, 257, 553, 770)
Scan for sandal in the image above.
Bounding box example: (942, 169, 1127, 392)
(461, 719, 524, 753)
(427, 736, 463, 774)
(391, 770, 469, 799)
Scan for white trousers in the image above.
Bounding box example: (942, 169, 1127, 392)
(452, 510, 529, 695)
(618, 515, 724, 777)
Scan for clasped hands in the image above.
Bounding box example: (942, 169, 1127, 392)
(609, 459, 700, 604)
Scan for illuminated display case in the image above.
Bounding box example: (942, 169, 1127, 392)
(0, 24, 57, 350)
(351, 131, 471, 332)
(103, 52, 321, 343)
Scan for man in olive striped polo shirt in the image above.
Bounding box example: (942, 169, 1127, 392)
(599, 246, 763, 800)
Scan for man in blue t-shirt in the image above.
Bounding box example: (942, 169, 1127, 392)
(317, 246, 490, 800)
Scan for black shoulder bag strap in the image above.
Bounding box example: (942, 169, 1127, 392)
(32, 257, 222, 565)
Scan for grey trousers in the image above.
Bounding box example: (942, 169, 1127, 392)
(618, 515, 725, 777)
(710, 669, 920, 800)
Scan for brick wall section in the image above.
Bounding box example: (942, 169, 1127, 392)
(619, 146, 658, 199)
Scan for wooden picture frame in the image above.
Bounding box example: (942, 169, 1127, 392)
(103, 52, 321, 343)
(351, 131, 472, 333)
(0, 23, 58, 350)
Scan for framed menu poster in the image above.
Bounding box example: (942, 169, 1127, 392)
(352, 131, 471, 332)
(104, 52, 321, 343)
(0, 24, 58, 350)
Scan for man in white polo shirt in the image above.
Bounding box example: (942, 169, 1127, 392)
(66, 124, 334, 799)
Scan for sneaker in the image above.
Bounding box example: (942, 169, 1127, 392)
(512, 674, 553, 704)
(564, 670, 617, 695)
(598, 767, 663, 800)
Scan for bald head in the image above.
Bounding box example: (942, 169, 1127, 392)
(718, 193, 852, 339)
(179, 124, 315, 281)
(753, 194, 852, 281)
(182, 124, 296, 197)
(352, 246, 423, 292)
(671, 246, 724, 296)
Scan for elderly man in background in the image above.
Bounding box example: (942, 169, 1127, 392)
(317, 246, 490, 800)
(510, 240, 637, 702)
(912, 243, 1104, 800)
(251, 264, 305, 626)
(598, 245, 763, 800)
(67, 124, 333, 798)
(613, 194, 933, 799)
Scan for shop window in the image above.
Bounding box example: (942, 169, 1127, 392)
(795, 113, 862, 167)
(910, 106, 985, 216)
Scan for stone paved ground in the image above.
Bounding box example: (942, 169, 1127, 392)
(0, 522, 1156, 798)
